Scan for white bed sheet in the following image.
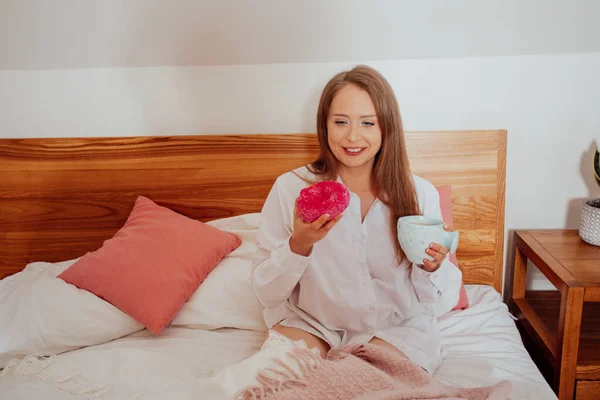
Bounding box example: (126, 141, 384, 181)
(0, 328, 265, 399)
(436, 285, 556, 399)
(0, 285, 555, 400)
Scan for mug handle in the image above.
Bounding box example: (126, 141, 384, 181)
(447, 231, 459, 254)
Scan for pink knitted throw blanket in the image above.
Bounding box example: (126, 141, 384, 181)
(235, 343, 511, 400)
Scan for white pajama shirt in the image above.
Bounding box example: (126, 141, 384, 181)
(251, 166, 462, 374)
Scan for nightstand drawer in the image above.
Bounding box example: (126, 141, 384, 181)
(576, 380, 600, 399)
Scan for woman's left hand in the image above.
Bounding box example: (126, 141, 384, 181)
(422, 224, 453, 272)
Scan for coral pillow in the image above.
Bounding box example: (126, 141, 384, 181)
(58, 196, 241, 334)
(436, 185, 469, 311)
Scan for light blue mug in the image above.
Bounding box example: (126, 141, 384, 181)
(397, 216, 459, 264)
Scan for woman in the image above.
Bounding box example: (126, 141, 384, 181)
(252, 65, 462, 374)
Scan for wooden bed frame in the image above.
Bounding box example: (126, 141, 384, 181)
(0, 130, 506, 292)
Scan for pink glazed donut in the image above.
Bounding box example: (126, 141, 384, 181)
(297, 181, 351, 223)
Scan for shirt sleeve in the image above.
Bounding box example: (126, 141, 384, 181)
(251, 177, 311, 309)
(409, 182, 462, 317)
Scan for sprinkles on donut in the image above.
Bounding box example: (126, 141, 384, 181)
(297, 181, 351, 223)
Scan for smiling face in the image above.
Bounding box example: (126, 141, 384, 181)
(326, 84, 382, 176)
(314, 65, 419, 263)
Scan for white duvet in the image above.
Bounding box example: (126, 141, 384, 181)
(0, 328, 263, 399)
(0, 286, 556, 400)
(0, 213, 556, 399)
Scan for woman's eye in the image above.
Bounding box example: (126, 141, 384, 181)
(334, 120, 348, 125)
(362, 121, 375, 127)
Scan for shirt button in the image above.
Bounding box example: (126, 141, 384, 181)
(368, 306, 376, 313)
(363, 281, 369, 286)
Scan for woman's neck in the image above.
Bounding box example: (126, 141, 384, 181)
(339, 166, 375, 195)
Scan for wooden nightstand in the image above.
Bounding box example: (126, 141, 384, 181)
(506, 230, 600, 400)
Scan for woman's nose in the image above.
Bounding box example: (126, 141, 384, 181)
(347, 124, 360, 142)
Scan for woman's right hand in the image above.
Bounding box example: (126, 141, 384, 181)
(289, 199, 343, 256)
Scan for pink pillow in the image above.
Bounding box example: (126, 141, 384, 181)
(58, 196, 241, 334)
(436, 185, 469, 311)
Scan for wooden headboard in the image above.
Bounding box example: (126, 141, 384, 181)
(0, 130, 506, 292)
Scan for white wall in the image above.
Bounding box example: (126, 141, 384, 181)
(1, 53, 599, 289)
(2, 0, 599, 70)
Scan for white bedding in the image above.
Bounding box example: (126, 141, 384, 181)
(0, 285, 555, 400)
(436, 285, 556, 400)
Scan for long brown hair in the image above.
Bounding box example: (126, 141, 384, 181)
(308, 65, 420, 263)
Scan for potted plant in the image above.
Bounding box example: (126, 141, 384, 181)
(579, 141, 600, 246)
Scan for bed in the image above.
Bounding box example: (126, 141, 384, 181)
(0, 130, 557, 399)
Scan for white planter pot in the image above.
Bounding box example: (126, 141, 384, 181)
(579, 199, 600, 246)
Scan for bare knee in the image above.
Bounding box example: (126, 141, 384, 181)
(269, 323, 330, 358)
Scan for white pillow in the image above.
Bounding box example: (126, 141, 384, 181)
(0, 259, 143, 368)
(0, 212, 267, 368)
(171, 213, 267, 332)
